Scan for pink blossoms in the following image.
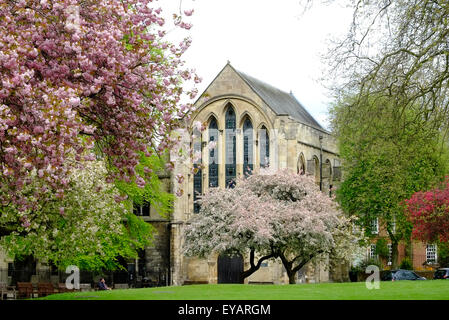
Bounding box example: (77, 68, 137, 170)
(0, 0, 198, 211)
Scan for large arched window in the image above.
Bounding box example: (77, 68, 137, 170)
(225, 106, 236, 188)
(259, 125, 269, 168)
(243, 117, 253, 176)
(208, 117, 219, 188)
(193, 127, 202, 213)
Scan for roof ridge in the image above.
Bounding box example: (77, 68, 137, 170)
(235, 69, 290, 96)
(233, 68, 324, 130)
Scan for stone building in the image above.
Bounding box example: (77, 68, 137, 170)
(167, 62, 343, 285)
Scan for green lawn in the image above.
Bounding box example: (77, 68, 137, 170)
(38, 280, 449, 300)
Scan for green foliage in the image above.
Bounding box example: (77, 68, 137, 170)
(375, 238, 390, 260)
(330, 94, 449, 250)
(437, 242, 449, 268)
(349, 264, 363, 273)
(399, 257, 413, 270)
(359, 257, 384, 271)
(0, 161, 155, 271)
(115, 153, 174, 219)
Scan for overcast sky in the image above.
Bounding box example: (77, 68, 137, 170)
(161, 0, 354, 129)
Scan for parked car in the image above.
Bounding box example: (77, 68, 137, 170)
(381, 269, 427, 281)
(433, 268, 449, 279)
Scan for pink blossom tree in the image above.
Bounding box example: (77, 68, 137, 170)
(184, 169, 360, 284)
(0, 0, 198, 217)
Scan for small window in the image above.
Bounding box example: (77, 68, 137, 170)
(332, 159, 342, 181)
(133, 201, 150, 216)
(7, 263, 14, 277)
(259, 126, 269, 168)
(426, 244, 437, 263)
(369, 244, 377, 260)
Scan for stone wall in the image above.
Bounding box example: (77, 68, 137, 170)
(144, 221, 170, 282)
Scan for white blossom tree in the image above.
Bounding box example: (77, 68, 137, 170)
(1, 160, 154, 271)
(184, 169, 362, 284)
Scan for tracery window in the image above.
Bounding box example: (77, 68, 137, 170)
(193, 128, 202, 213)
(208, 117, 219, 188)
(243, 117, 253, 176)
(225, 106, 236, 188)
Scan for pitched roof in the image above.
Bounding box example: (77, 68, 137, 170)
(234, 68, 324, 130)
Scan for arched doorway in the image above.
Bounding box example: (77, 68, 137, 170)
(217, 253, 244, 283)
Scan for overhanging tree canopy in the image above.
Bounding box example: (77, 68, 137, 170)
(0, 0, 198, 213)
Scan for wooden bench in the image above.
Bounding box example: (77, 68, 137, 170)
(37, 283, 55, 297)
(17, 282, 33, 299)
(182, 280, 208, 285)
(57, 282, 74, 293)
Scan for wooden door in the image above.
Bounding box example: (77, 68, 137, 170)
(217, 253, 243, 284)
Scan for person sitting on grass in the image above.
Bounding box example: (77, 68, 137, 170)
(98, 278, 112, 290)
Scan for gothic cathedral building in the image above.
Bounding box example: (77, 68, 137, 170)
(168, 62, 342, 285)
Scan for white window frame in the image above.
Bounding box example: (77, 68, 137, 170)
(369, 244, 377, 260)
(371, 218, 379, 235)
(426, 244, 437, 264)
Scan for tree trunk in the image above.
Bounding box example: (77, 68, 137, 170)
(278, 251, 314, 285)
(391, 240, 399, 269)
(239, 248, 275, 283)
(287, 272, 296, 284)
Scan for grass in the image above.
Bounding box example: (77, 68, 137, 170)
(38, 280, 449, 300)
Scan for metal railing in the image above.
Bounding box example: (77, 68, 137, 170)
(0, 267, 169, 289)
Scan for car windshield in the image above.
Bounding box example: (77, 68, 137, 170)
(434, 270, 447, 278)
(381, 271, 393, 281)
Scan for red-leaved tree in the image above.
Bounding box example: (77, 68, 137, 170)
(404, 178, 449, 243)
